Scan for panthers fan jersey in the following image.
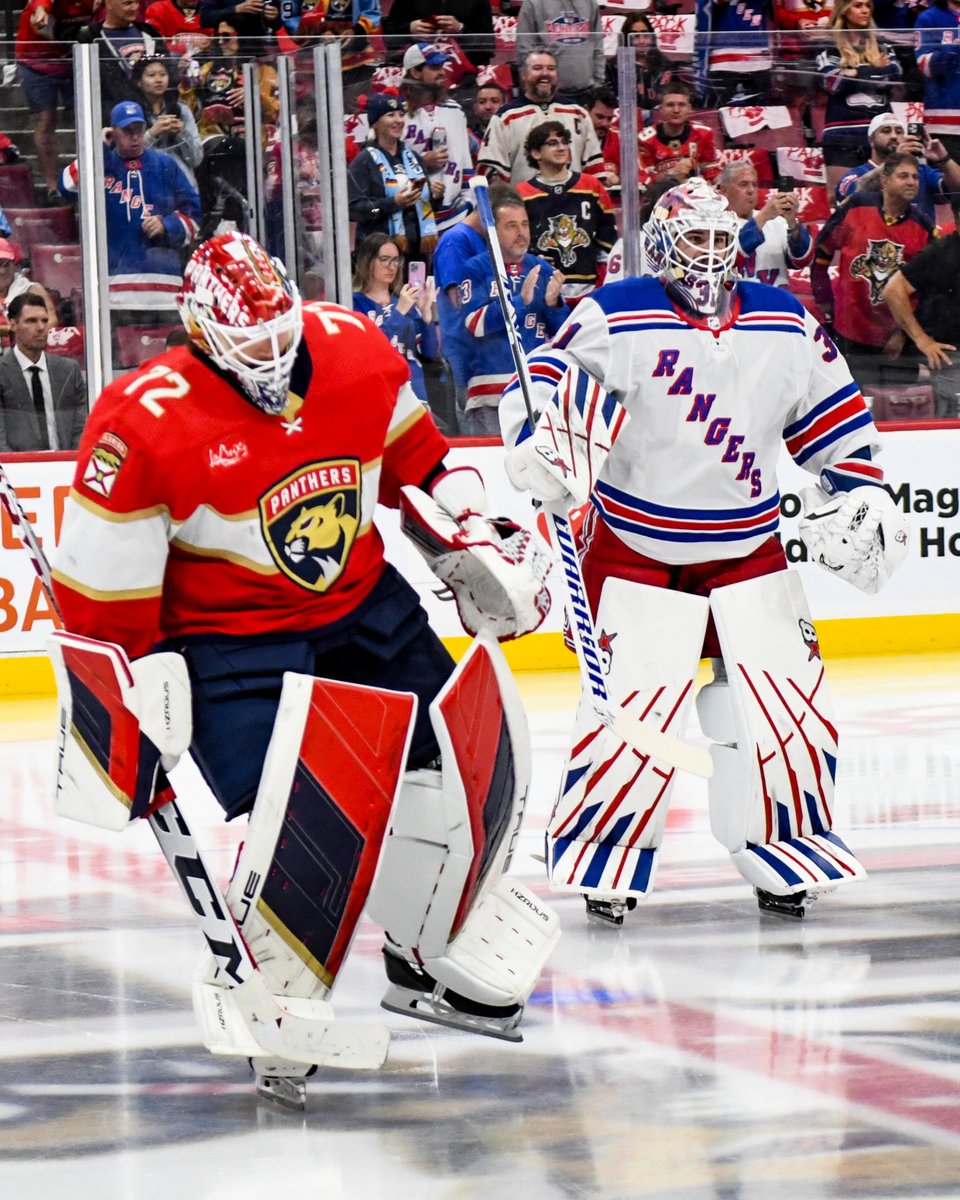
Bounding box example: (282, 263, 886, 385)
(501, 277, 882, 565)
(637, 122, 720, 191)
(52, 305, 448, 659)
(812, 194, 935, 348)
(517, 171, 618, 299)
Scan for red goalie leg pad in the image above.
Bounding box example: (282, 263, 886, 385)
(244, 678, 417, 991)
(434, 642, 519, 940)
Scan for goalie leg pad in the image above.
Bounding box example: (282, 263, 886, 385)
(547, 579, 708, 899)
(708, 571, 866, 894)
(225, 672, 417, 1001)
(48, 631, 191, 831)
(366, 636, 561, 1010)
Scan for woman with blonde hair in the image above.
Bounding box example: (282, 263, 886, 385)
(817, 0, 903, 192)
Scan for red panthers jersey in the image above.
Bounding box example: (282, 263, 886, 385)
(637, 121, 720, 190)
(52, 304, 448, 658)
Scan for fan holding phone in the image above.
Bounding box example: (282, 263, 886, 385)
(353, 234, 440, 408)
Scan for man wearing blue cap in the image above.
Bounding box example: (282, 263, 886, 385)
(59, 100, 201, 314)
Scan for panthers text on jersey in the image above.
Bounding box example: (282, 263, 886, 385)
(501, 277, 883, 566)
(52, 304, 448, 658)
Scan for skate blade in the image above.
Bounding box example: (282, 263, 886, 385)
(255, 1073, 307, 1110)
(756, 888, 808, 920)
(584, 895, 638, 926)
(380, 984, 523, 1043)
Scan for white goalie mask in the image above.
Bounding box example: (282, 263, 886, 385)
(646, 178, 740, 318)
(178, 231, 304, 415)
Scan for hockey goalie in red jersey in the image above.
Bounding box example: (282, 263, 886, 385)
(50, 231, 559, 1107)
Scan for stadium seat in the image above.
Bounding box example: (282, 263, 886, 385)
(866, 384, 935, 422)
(4, 207, 78, 254)
(115, 325, 172, 367)
(30, 244, 83, 299)
(0, 164, 36, 209)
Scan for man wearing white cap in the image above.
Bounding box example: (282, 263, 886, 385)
(401, 43, 475, 229)
(836, 112, 960, 221)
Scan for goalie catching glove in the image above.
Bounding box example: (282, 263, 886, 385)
(400, 466, 551, 641)
(799, 484, 908, 594)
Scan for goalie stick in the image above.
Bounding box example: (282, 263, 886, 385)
(0, 460, 389, 1071)
(467, 177, 712, 779)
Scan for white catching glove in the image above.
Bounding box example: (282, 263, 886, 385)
(799, 484, 909, 594)
(399, 466, 552, 641)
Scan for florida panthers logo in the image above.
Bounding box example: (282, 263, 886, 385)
(537, 214, 590, 268)
(259, 459, 361, 592)
(850, 239, 904, 305)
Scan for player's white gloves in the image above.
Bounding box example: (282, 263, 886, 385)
(799, 484, 908, 594)
(503, 365, 630, 508)
(400, 466, 552, 641)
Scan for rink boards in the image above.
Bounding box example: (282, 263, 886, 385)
(0, 427, 958, 694)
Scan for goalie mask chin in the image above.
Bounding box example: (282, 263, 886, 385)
(647, 178, 739, 319)
(177, 230, 304, 415)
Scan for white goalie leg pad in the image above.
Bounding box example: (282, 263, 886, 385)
(708, 571, 866, 895)
(366, 636, 560, 1007)
(547, 579, 709, 899)
(224, 671, 417, 1004)
(47, 631, 191, 831)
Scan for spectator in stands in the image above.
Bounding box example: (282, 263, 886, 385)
(836, 112, 960, 221)
(478, 49, 602, 184)
(608, 14, 677, 121)
(517, 120, 617, 301)
(585, 86, 619, 192)
(0, 293, 86, 452)
(198, 0, 280, 59)
(382, 0, 495, 71)
(348, 92, 443, 263)
(0, 239, 59, 345)
(280, 0, 380, 105)
(58, 101, 201, 313)
(696, 0, 774, 106)
(469, 81, 506, 143)
(812, 152, 934, 386)
(637, 80, 720, 192)
(78, 0, 169, 120)
(433, 202, 487, 430)
(0, 209, 8, 239)
(914, 0, 960, 167)
(459, 188, 567, 434)
(717, 159, 814, 287)
(144, 0, 214, 55)
(400, 43, 475, 230)
(134, 54, 203, 186)
(15, 0, 95, 201)
(352, 233, 440, 407)
(882, 195, 960, 417)
(515, 0, 605, 103)
(816, 0, 902, 195)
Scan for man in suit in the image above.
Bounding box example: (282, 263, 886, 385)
(0, 293, 87, 451)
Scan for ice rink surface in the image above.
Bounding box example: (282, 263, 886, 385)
(1, 654, 958, 1200)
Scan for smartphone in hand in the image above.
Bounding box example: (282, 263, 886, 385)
(408, 260, 427, 290)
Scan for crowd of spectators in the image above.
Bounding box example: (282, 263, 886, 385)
(2, 0, 960, 447)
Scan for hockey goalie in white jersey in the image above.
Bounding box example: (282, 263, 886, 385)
(501, 177, 909, 922)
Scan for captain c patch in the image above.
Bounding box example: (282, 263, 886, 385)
(259, 459, 361, 592)
(82, 432, 128, 498)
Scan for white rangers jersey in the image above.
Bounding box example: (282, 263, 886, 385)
(403, 101, 474, 230)
(501, 276, 883, 565)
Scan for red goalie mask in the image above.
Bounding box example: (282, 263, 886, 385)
(177, 231, 303, 414)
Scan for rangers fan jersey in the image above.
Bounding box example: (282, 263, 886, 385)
(637, 122, 720, 191)
(501, 277, 883, 565)
(52, 304, 448, 658)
